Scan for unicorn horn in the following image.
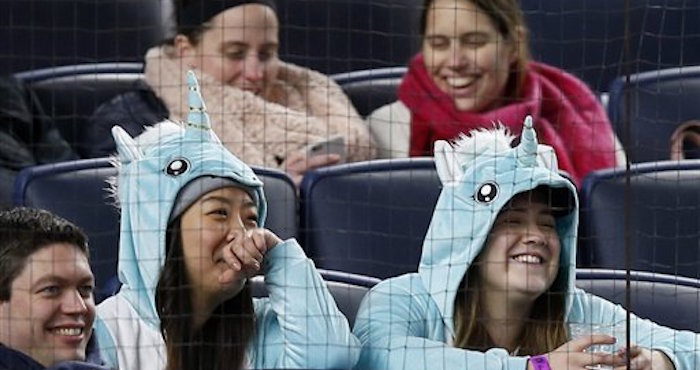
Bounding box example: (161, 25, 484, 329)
(186, 70, 212, 131)
(184, 70, 222, 143)
(516, 115, 539, 166)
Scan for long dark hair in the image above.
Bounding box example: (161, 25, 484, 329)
(453, 265, 568, 355)
(155, 216, 255, 370)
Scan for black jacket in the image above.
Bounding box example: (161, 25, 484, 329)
(82, 81, 169, 158)
(0, 76, 78, 207)
(0, 341, 110, 370)
(0, 76, 77, 170)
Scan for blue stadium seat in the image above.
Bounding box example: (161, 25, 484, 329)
(300, 158, 441, 279)
(579, 161, 700, 278)
(250, 269, 380, 327)
(276, 0, 421, 74)
(522, 0, 700, 93)
(333, 67, 405, 117)
(14, 158, 298, 302)
(576, 269, 700, 332)
(0, 0, 167, 75)
(14, 63, 146, 158)
(607, 66, 700, 163)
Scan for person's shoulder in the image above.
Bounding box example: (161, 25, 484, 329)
(369, 273, 426, 296)
(96, 293, 145, 327)
(279, 61, 343, 88)
(367, 101, 410, 123)
(46, 361, 111, 370)
(92, 82, 167, 122)
(86, 81, 168, 152)
(0, 344, 44, 370)
(530, 61, 595, 93)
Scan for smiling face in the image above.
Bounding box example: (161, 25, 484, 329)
(179, 4, 280, 95)
(476, 191, 561, 300)
(180, 186, 259, 304)
(422, 0, 517, 112)
(0, 243, 95, 367)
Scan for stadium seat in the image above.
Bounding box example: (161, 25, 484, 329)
(522, 0, 700, 93)
(300, 158, 441, 279)
(576, 269, 700, 332)
(14, 63, 146, 158)
(607, 66, 700, 163)
(250, 269, 380, 327)
(578, 160, 700, 278)
(0, 0, 167, 75)
(333, 67, 405, 117)
(276, 0, 421, 74)
(14, 158, 298, 301)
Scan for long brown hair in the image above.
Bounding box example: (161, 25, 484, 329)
(452, 232, 569, 355)
(155, 216, 255, 370)
(420, 0, 532, 98)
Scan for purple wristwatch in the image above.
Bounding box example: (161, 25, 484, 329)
(529, 354, 551, 370)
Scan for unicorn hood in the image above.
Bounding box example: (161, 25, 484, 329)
(112, 71, 267, 329)
(418, 116, 578, 337)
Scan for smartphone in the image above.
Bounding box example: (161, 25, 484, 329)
(306, 135, 347, 164)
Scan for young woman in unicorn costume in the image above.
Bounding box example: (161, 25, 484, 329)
(353, 117, 695, 369)
(94, 71, 359, 370)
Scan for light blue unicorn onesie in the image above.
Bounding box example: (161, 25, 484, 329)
(353, 117, 700, 370)
(95, 72, 359, 369)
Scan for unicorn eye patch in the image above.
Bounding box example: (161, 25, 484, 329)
(474, 181, 499, 203)
(165, 158, 190, 176)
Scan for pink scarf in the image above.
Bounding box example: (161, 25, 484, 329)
(399, 54, 617, 186)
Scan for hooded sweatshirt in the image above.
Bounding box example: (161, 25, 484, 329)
(353, 117, 699, 370)
(94, 72, 359, 370)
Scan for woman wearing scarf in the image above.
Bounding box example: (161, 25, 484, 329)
(367, 0, 623, 186)
(85, 0, 374, 186)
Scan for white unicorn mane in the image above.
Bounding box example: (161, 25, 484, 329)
(134, 119, 184, 152)
(450, 124, 515, 167)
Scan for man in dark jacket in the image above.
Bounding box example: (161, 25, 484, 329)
(0, 207, 109, 370)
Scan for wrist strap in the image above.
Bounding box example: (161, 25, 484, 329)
(529, 354, 551, 370)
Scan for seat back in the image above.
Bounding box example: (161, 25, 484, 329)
(0, 0, 166, 75)
(249, 269, 380, 327)
(276, 0, 421, 74)
(579, 161, 700, 278)
(300, 158, 441, 279)
(522, 0, 700, 93)
(15, 63, 146, 158)
(607, 66, 700, 163)
(14, 158, 298, 301)
(576, 269, 700, 332)
(333, 67, 405, 117)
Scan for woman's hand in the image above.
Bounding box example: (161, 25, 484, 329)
(613, 346, 675, 370)
(219, 228, 283, 284)
(284, 151, 341, 188)
(529, 335, 626, 370)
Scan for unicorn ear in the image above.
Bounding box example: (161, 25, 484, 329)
(112, 125, 143, 164)
(434, 140, 463, 186)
